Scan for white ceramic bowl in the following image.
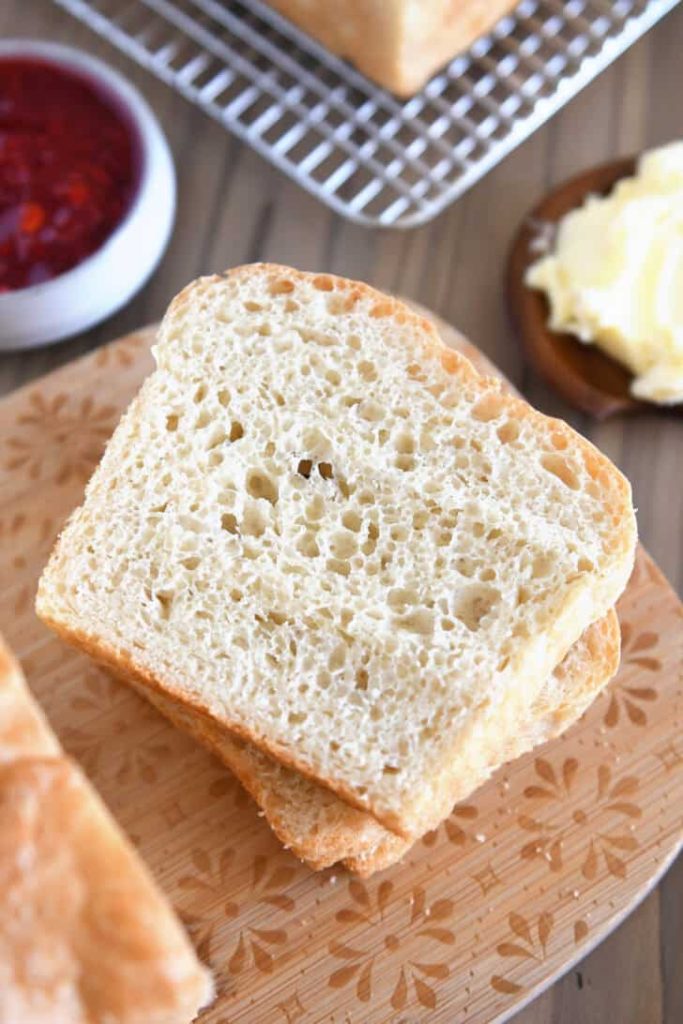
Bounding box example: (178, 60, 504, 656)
(0, 40, 176, 351)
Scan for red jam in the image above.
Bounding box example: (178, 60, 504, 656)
(0, 57, 140, 293)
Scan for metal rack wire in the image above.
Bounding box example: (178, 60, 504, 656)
(52, 0, 679, 227)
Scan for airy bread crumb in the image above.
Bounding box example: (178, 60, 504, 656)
(37, 264, 636, 839)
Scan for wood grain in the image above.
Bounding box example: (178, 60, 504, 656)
(1, 1, 683, 1020)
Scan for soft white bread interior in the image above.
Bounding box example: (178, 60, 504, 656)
(115, 609, 620, 876)
(36, 264, 636, 839)
(0, 637, 214, 1024)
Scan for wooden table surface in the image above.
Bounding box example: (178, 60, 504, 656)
(2, 2, 682, 1021)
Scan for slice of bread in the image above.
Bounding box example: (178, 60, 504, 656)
(36, 264, 637, 839)
(0, 640, 60, 762)
(0, 638, 214, 1024)
(113, 610, 619, 876)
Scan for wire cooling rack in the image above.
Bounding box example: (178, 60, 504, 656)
(53, 0, 679, 227)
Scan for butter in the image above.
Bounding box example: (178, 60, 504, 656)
(526, 141, 683, 405)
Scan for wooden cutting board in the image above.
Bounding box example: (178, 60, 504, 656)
(1, 317, 681, 1024)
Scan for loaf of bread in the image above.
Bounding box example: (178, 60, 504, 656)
(262, 0, 520, 94)
(0, 638, 213, 1024)
(37, 264, 636, 841)
(117, 610, 620, 875)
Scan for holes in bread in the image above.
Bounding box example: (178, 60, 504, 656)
(347, 334, 361, 351)
(358, 360, 377, 382)
(472, 392, 505, 422)
(370, 301, 393, 319)
(297, 532, 320, 558)
(532, 554, 554, 579)
(193, 383, 207, 404)
(327, 292, 357, 314)
(306, 495, 325, 521)
(165, 413, 179, 432)
(395, 454, 415, 472)
(453, 584, 500, 631)
(355, 668, 369, 691)
(498, 419, 520, 444)
(298, 327, 336, 347)
(327, 557, 351, 576)
(221, 512, 239, 534)
(362, 521, 379, 556)
(246, 468, 278, 504)
(342, 510, 362, 532)
(395, 433, 415, 454)
(395, 608, 434, 635)
(388, 587, 418, 613)
(412, 510, 429, 530)
(242, 503, 266, 538)
(316, 670, 331, 690)
(269, 277, 294, 295)
(541, 453, 580, 490)
(358, 398, 384, 422)
(326, 369, 341, 386)
(330, 532, 357, 559)
(155, 591, 174, 620)
(230, 421, 244, 442)
(216, 390, 229, 409)
(297, 458, 334, 482)
(207, 428, 228, 450)
(243, 300, 262, 312)
(313, 274, 334, 292)
(181, 556, 200, 571)
(328, 644, 347, 671)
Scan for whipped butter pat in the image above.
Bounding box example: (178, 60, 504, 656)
(526, 141, 683, 405)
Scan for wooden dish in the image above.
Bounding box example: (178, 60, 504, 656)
(1, 317, 682, 1023)
(505, 156, 673, 420)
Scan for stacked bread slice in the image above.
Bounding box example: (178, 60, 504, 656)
(0, 635, 214, 1023)
(37, 265, 636, 875)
